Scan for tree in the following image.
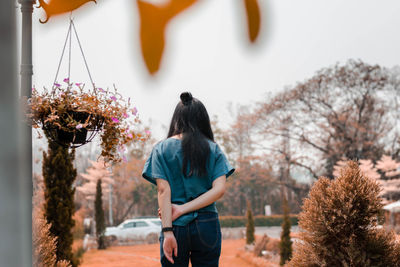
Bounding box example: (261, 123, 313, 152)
(212, 106, 256, 168)
(279, 197, 292, 266)
(95, 179, 106, 249)
(33, 174, 71, 267)
(334, 158, 380, 180)
(246, 201, 255, 245)
(212, 115, 307, 215)
(110, 151, 158, 225)
(253, 60, 400, 179)
(75, 159, 113, 218)
(42, 140, 78, 266)
(376, 155, 400, 179)
(376, 155, 400, 200)
(334, 155, 400, 201)
(289, 161, 400, 266)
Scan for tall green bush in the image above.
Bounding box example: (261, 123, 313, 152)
(279, 197, 292, 265)
(43, 140, 78, 266)
(95, 179, 106, 249)
(246, 201, 255, 245)
(289, 161, 400, 266)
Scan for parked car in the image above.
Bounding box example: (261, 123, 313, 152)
(105, 218, 161, 244)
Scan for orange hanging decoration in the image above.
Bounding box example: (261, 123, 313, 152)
(136, 0, 198, 75)
(37, 0, 262, 75)
(243, 0, 261, 43)
(38, 0, 97, 23)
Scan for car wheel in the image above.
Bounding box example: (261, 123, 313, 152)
(146, 233, 158, 244)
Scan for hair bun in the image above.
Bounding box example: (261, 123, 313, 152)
(180, 92, 193, 105)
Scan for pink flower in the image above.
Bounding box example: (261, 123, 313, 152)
(111, 117, 119, 123)
(98, 88, 105, 93)
(31, 87, 35, 91)
(110, 96, 117, 101)
(63, 78, 69, 83)
(75, 83, 82, 86)
(145, 130, 151, 135)
(123, 113, 129, 118)
(128, 133, 133, 139)
(76, 124, 83, 129)
(54, 83, 61, 87)
(132, 107, 138, 116)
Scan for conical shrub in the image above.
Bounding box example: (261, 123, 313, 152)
(246, 201, 255, 245)
(95, 179, 106, 249)
(279, 197, 292, 265)
(289, 160, 400, 267)
(43, 140, 78, 266)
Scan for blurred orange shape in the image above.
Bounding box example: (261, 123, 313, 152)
(137, 0, 198, 75)
(243, 0, 261, 43)
(38, 0, 96, 23)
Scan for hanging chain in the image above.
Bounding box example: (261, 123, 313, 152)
(68, 18, 72, 84)
(52, 21, 72, 90)
(71, 20, 96, 90)
(52, 18, 96, 91)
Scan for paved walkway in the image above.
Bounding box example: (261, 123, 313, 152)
(80, 226, 300, 266)
(81, 239, 251, 267)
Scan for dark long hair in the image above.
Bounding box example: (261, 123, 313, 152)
(167, 92, 214, 177)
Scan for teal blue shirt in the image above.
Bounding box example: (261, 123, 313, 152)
(142, 138, 235, 226)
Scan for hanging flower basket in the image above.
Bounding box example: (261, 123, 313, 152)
(27, 20, 150, 162)
(43, 110, 104, 146)
(28, 81, 148, 162)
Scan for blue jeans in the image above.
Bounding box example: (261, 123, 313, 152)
(159, 212, 222, 267)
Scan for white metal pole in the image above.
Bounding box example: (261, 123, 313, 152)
(0, 0, 33, 265)
(19, 0, 35, 265)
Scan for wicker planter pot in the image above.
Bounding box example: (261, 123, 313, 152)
(42, 111, 103, 148)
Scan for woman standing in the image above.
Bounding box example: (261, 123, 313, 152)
(142, 92, 234, 267)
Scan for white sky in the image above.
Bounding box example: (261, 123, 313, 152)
(26, 0, 400, 140)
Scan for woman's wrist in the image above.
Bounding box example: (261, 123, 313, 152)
(162, 227, 173, 232)
(179, 203, 189, 216)
(163, 231, 174, 238)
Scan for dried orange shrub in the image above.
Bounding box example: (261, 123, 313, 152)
(33, 187, 72, 267)
(72, 207, 86, 240)
(254, 234, 269, 256)
(289, 161, 400, 267)
(265, 238, 280, 254)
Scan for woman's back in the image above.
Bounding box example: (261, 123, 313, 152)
(142, 137, 234, 226)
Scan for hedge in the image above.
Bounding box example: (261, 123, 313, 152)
(219, 215, 298, 228)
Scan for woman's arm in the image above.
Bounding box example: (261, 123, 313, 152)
(156, 179, 177, 264)
(157, 179, 173, 228)
(172, 175, 226, 220)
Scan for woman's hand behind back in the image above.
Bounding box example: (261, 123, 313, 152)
(158, 204, 184, 221)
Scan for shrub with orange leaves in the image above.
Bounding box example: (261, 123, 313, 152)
(29, 81, 149, 162)
(289, 161, 400, 267)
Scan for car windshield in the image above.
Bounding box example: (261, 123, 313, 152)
(135, 221, 149, 227)
(123, 222, 135, 228)
(151, 220, 162, 226)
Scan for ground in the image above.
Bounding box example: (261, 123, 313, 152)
(81, 239, 252, 267)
